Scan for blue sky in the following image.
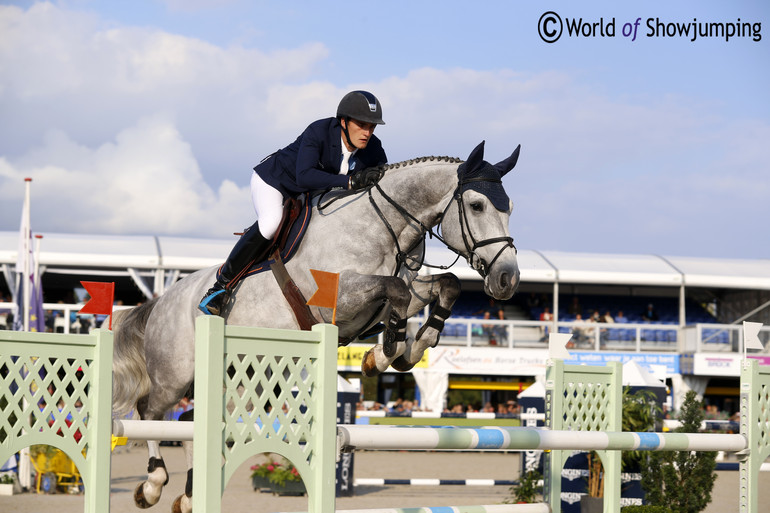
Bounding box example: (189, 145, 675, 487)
(0, 0, 768, 259)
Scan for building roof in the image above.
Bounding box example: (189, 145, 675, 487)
(2, 231, 770, 290)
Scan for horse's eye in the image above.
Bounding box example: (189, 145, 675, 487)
(470, 201, 484, 212)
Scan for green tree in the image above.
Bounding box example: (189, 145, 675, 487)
(641, 390, 717, 513)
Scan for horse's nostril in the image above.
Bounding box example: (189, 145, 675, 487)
(499, 272, 509, 290)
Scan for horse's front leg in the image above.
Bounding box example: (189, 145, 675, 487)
(391, 272, 461, 372)
(336, 273, 412, 377)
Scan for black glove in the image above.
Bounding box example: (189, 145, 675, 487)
(349, 168, 382, 190)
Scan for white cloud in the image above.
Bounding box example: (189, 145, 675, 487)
(0, 116, 253, 236)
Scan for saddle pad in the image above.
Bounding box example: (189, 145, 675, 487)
(216, 198, 312, 281)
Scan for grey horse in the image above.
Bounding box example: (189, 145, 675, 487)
(111, 140, 521, 512)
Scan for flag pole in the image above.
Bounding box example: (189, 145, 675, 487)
(23, 178, 31, 332)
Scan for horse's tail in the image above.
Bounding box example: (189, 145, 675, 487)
(112, 298, 159, 416)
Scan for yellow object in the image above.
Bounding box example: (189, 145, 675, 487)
(30, 446, 82, 494)
(111, 435, 128, 451)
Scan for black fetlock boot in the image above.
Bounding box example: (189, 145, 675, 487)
(198, 221, 273, 316)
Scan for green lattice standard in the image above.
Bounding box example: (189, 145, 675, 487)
(192, 316, 338, 513)
(0, 329, 113, 512)
(545, 359, 623, 513)
(740, 358, 770, 513)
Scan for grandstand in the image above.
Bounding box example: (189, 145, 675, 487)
(1, 231, 769, 413)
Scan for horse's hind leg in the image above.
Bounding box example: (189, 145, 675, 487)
(134, 386, 191, 510)
(171, 410, 194, 513)
(133, 395, 170, 509)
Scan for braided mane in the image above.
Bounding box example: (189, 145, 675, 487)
(379, 155, 463, 173)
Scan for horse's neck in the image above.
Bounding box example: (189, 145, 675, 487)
(376, 161, 457, 243)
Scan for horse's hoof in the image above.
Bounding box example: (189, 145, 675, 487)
(390, 355, 415, 372)
(361, 349, 380, 377)
(171, 493, 193, 513)
(134, 482, 157, 509)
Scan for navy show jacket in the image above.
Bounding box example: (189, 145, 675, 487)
(254, 117, 387, 199)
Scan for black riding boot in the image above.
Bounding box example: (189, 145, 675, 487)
(198, 221, 272, 316)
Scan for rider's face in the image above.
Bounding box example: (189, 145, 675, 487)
(341, 118, 376, 151)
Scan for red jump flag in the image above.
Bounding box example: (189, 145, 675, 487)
(305, 269, 340, 325)
(79, 281, 115, 330)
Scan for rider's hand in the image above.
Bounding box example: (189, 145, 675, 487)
(348, 168, 382, 191)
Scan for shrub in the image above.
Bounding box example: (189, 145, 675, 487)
(641, 390, 717, 513)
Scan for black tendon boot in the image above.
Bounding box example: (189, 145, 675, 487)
(198, 222, 272, 315)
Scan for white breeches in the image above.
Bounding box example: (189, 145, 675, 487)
(250, 172, 284, 239)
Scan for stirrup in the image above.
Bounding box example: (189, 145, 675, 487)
(198, 289, 227, 316)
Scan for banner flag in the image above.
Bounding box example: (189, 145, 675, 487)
(743, 321, 764, 350)
(306, 269, 340, 324)
(79, 281, 115, 329)
(549, 332, 573, 360)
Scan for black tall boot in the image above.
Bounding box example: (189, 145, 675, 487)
(198, 221, 272, 316)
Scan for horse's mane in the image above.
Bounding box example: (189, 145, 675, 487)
(379, 155, 463, 173)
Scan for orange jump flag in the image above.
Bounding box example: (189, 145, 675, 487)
(306, 269, 340, 325)
(79, 281, 115, 330)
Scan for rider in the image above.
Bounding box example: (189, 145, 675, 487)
(198, 90, 388, 315)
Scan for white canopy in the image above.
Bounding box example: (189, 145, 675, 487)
(2, 230, 770, 290)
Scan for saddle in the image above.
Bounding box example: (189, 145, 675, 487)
(216, 194, 312, 282)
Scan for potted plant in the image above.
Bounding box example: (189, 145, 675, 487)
(249, 457, 305, 496)
(505, 469, 542, 504)
(0, 473, 18, 496)
(249, 462, 273, 492)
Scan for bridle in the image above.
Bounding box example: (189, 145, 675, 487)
(450, 176, 517, 277)
(362, 174, 516, 278)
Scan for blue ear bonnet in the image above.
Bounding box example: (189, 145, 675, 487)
(456, 140, 519, 212)
(457, 161, 511, 212)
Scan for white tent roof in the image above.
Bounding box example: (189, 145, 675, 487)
(622, 360, 667, 388)
(2, 231, 770, 290)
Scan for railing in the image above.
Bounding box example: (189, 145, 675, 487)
(408, 316, 681, 352)
(0, 301, 132, 334)
(2, 301, 766, 355)
(681, 323, 770, 353)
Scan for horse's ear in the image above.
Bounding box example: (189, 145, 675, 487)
(494, 144, 521, 177)
(463, 141, 486, 173)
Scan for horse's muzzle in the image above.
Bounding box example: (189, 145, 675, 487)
(485, 262, 520, 300)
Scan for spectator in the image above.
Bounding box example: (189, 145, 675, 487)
(478, 298, 506, 345)
(615, 310, 628, 323)
(642, 303, 659, 322)
(567, 296, 582, 317)
(600, 309, 614, 344)
(539, 306, 553, 342)
(571, 313, 591, 346)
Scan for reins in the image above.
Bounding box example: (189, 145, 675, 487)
(316, 162, 516, 279)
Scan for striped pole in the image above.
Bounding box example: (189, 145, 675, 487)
(354, 478, 517, 486)
(318, 506, 551, 513)
(114, 421, 747, 453)
(337, 425, 748, 452)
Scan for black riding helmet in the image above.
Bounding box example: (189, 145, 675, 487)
(336, 90, 385, 126)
